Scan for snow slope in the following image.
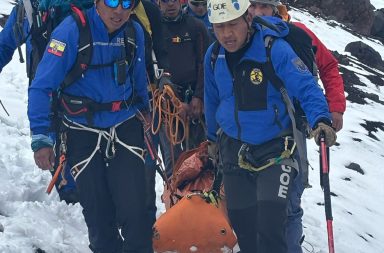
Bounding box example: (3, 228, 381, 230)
(1, 0, 384, 252)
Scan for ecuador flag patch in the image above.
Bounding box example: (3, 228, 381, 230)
(47, 39, 66, 57)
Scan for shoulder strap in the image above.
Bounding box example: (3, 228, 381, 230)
(61, 6, 93, 90)
(124, 20, 136, 68)
(22, 0, 33, 28)
(210, 40, 220, 71)
(264, 35, 307, 169)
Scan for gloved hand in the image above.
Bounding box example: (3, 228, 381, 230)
(158, 72, 182, 94)
(310, 122, 337, 147)
(207, 141, 219, 165)
(190, 97, 203, 119)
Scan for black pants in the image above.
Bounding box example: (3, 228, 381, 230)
(219, 134, 298, 253)
(66, 118, 153, 253)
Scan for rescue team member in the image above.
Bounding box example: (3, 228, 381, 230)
(28, 0, 153, 252)
(204, 0, 337, 252)
(247, 1, 346, 252)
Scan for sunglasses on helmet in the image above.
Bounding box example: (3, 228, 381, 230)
(190, 1, 207, 7)
(104, 0, 134, 9)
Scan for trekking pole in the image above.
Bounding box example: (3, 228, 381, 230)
(319, 132, 335, 253)
(0, 99, 10, 116)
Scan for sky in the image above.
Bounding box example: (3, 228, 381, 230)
(0, 1, 384, 253)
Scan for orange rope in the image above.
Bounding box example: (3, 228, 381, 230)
(151, 85, 187, 146)
(46, 154, 66, 194)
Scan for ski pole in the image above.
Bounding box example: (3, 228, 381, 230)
(0, 99, 10, 116)
(319, 132, 335, 253)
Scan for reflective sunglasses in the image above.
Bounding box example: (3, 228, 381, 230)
(190, 1, 207, 7)
(104, 0, 134, 9)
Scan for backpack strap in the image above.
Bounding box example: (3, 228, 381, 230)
(61, 6, 93, 90)
(264, 35, 307, 172)
(124, 20, 136, 68)
(123, 20, 136, 86)
(22, 0, 33, 28)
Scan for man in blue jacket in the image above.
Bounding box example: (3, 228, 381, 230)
(205, 0, 337, 252)
(28, 0, 153, 252)
(0, 0, 79, 204)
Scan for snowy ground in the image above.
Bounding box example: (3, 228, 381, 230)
(1, 0, 384, 253)
(371, 0, 384, 9)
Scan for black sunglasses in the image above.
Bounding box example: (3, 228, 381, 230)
(190, 1, 207, 7)
(104, 0, 134, 9)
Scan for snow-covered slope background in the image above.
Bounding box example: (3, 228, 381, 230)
(1, 0, 384, 252)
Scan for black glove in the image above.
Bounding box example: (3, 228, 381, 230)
(310, 122, 337, 147)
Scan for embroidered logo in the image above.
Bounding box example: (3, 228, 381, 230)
(249, 68, 263, 85)
(172, 36, 181, 43)
(47, 39, 66, 57)
(292, 57, 309, 73)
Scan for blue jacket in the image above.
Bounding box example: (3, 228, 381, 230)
(0, 4, 32, 73)
(28, 6, 149, 136)
(204, 17, 331, 145)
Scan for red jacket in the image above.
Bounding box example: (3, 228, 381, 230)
(293, 22, 346, 113)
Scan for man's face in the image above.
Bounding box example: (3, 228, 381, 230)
(188, 0, 207, 17)
(96, 0, 133, 33)
(159, 0, 181, 18)
(213, 15, 251, 52)
(248, 2, 274, 18)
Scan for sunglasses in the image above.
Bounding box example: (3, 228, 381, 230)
(104, 0, 134, 9)
(190, 1, 207, 7)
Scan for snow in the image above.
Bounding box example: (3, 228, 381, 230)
(371, 0, 384, 9)
(0, 0, 14, 17)
(1, 0, 384, 253)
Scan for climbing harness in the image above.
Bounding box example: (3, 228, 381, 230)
(238, 136, 296, 172)
(62, 118, 145, 180)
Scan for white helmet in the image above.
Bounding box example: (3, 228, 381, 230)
(208, 0, 251, 24)
(249, 0, 280, 7)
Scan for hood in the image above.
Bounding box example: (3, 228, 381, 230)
(252, 15, 289, 39)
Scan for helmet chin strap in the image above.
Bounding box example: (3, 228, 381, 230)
(238, 14, 254, 50)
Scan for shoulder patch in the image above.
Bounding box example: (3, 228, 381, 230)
(47, 39, 66, 57)
(292, 57, 308, 73)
